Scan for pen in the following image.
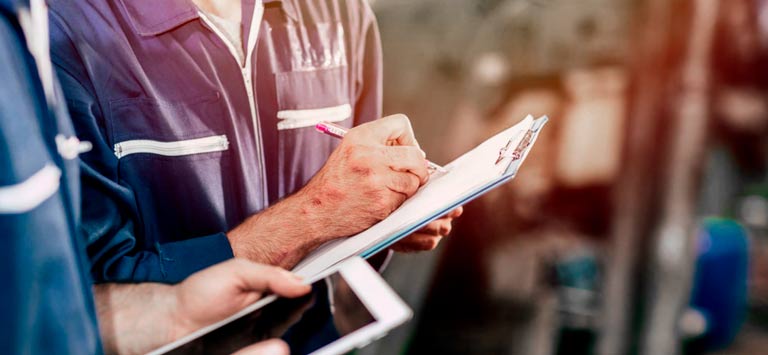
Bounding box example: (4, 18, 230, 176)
(315, 121, 447, 173)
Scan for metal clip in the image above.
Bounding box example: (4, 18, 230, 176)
(495, 129, 533, 165)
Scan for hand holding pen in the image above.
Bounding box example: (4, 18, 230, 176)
(316, 121, 447, 173)
(314, 115, 462, 254)
(228, 114, 434, 266)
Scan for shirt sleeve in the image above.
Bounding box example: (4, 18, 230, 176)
(49, 13, 233, 284)
(352, 0, 383, 126)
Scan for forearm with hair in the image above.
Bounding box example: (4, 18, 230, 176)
(227, 189, 330, 269)
(94, 283, 177, 355)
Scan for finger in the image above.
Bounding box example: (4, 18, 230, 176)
(438, 219, 452, 236)
(382, 146, 429, 184)
(386, 171, 421, 197)
(417, 221, 443, 236)
(392, 234, 442, 252)
(419, 218, 452, 236)
(433, 219, 452, 236)
(448, 206, 464, 218)
(434, 207, 462, 220)
(231, 339, 289, 355)
(382, 187, 409, 214)
(356, 114, 420, 147)
(227, 259, 311, 298)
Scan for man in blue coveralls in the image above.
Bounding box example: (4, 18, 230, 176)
(0, 0, 314, 353)
(48, 0, 462, 284)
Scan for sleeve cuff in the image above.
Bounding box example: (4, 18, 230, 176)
(157, 233, 234, 283)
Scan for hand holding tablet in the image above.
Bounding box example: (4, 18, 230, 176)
(148, 257, 412, 355)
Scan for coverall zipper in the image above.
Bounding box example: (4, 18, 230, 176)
(113, 135, 229, 159)
(198, 6, 268, 206)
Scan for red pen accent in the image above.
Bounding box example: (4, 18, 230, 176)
(315, 122, 447, 173)
(315, 122, 347, 139)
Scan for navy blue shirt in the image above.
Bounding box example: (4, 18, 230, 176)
(0, 0, 101, 352)
(49, 0, 382, 283)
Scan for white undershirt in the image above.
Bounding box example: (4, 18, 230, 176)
(204, 11, 245, 64)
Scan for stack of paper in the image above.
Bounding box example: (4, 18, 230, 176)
(293, 115, 549, 278)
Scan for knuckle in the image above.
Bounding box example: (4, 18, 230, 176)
(366, 172, 384, 188)
(259, 263, 280, 274)
(405, 146, 421, 158)
(233, 258, 251, 268)
(405, 175, 420, 193)
(393, 113, 409, 125)
(391, 174, 407, 191)
(351, 164, 373, 177)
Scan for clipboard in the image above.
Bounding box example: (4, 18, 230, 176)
(293, 115, 549, 278)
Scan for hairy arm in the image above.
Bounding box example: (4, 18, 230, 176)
(227, 190, 325, 269)
(94, 259, 309, 355)
(227, 115, 430, 269)
(95, 283, 176, 355)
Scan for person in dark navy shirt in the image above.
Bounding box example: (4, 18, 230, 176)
(0, 0, 102, 351)
(0, 1, 311, 353)
(48, 0, 462, 284)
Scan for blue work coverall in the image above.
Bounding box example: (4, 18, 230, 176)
(0, 0, 101, 352)
(49, 0, 383, 283)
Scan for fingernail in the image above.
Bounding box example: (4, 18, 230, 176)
(420, 150, 427, 158)
(263, 341, 289, 355)
(281, 269, 304, 282)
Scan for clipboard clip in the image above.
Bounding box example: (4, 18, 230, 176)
(495, 129, 534, 165)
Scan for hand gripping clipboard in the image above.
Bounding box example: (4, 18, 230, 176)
(361, 115, 548, 257)
(293, 115, 549, 278)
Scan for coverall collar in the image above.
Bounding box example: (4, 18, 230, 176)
(118, 0, 298, 37)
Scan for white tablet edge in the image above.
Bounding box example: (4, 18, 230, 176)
(309, 257, 413, 355)
(146, 256, 411, 355)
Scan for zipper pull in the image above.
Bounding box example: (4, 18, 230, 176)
(114, 143, 123, 159)
(56, 134, 92, 160)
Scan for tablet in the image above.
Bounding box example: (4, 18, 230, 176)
(147, 257, 412, 355)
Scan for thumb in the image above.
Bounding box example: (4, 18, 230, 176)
(231, 339, 289, 355)
(223, 259, 310, 298)
(233, 260, 310, 297)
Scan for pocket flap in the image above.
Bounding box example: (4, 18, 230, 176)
(276, 104, 351, 130)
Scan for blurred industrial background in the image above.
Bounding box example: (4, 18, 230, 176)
(357, 0, 768, 354)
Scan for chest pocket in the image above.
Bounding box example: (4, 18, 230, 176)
(269, 21, 353, 197)
(276, 67, 351, 130)
(271, 21, 352, 130)
(106, 93, 235, 242)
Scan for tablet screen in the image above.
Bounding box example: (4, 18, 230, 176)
(163, 271, 375, 355)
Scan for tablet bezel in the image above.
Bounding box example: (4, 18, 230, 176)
(309, 257, 412, 355)
(146, 256, 411, 355)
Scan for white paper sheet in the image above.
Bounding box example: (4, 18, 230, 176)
(293, 115, 547, 278)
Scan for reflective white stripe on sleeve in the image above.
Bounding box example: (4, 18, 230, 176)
(277, 103, 352, 130)
(0, 164, 61, 214)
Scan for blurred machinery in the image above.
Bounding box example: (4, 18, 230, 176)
(360, 0, 768, 354)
